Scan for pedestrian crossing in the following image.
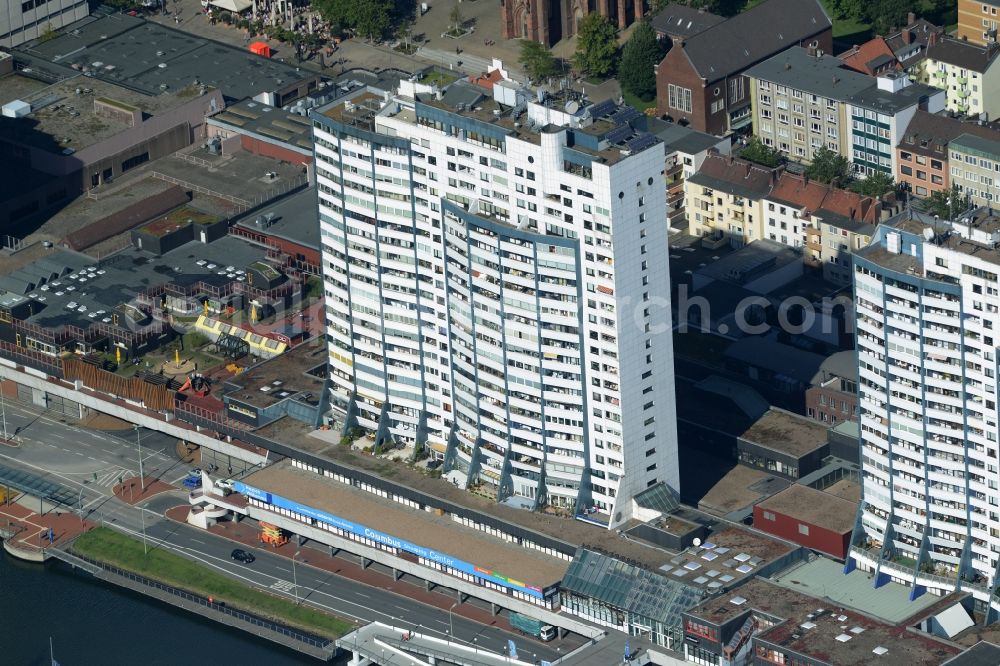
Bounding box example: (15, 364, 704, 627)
(92, 467, 130, 488)
(270, 580, 296, 593)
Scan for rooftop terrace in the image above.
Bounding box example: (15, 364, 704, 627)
(0, 236, 267, 334)
(224, 339, 326, 409)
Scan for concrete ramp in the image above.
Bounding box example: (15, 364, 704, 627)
(338, 623, 538, 666)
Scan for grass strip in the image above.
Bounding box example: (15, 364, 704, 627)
(72, 527, 352, 639)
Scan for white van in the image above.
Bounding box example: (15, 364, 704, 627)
(539, 625, 556, 642)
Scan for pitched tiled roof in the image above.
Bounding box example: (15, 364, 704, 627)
(897, 110, 1000, 157)
(820, 187, 880, 226)
(675, 0, 831, 81)
(650, 3, 725, 39)
(926, 36, 1000, 73)
(687, 151, 779, 200)
(766, 172, 828, 211)
(885, 18, 941, 68)
(837, 37, 899, 75)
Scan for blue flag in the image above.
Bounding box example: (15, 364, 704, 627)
(624, 638, 630, 662)
(541, 662, 552, 666)
(508, 639, 518, 659)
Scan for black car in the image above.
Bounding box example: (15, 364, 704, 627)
(427, 459, 443, 470)
(231, 548, 255, 564)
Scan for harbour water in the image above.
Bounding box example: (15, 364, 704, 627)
(0, 551, 326, 665)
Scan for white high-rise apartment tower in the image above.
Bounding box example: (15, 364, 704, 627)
(312, 71, 680, 526)
(851, 207, 1000, 618)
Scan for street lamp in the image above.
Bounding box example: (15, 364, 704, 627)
(448, 601, 459, 642)
(139, 506, 148, 555)
(134, 425, 145, 492)
(0, 384, 7, 441)
(78, 487, 86, 527)
(292, 550, 301, 604)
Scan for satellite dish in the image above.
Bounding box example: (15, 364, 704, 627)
(693, 537, 702, 547)
(565, 100, 580, 114)
(923, 227, 935, 241)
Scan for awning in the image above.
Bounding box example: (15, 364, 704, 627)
(208, 0, 252, 12)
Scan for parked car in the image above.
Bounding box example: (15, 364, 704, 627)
(427, 459, 443, 470)
(189, 468, 202, 477)
(231, 549, 255, 564)
(182, 476, 202, 489)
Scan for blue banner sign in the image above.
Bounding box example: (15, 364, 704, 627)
(232, 480, 545, 599)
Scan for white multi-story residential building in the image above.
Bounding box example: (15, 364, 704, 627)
(0, 0, 89, 47)
(850, 207, 1000, 618)
(312, 72, 680, 526)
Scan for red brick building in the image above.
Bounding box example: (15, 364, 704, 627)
(805, 351, 858, 426)
(754, 485, 855, 560)
(655, 0, 831, 135)
(501, 0, 643, 46)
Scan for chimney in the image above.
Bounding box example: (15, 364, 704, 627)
(902, 29, 912, 45)
(849, 207, 856, 220)
(807, 44, 817, 57)
(907, 12, 915, 25)
(928, 32, 938, 47)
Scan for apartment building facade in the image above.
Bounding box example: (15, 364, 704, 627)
(912, 35, 1000, 120)
(312, 79, 680, 526)
(684, 152, 777, 247)
(849, 208, 1000, 617)
(950, 133, 1000, 207)
(762, 172, 880, 285)
(748, 47, 945, 176)
(958, 0, 1000, 46)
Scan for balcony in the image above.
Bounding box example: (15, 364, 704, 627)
(956, 88, 971, 99)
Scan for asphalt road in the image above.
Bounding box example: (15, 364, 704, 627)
(0, 403, 578, 662)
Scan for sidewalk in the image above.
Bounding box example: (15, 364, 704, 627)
(163, 505, 549, 643)
(0, 495, 94, 555)
(113, 477, 176, 506)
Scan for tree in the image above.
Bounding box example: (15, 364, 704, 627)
(312, 0, 394, 41)
(519, 41, 558, 82)
(573, 13, 618, 79)
(739, 137, 784, 168)
(619, 21, 660, 102)
(449, 2, 464, 33)
(352, 0, 393, 40)
(805, 147, 851, 185)
(867, 0, 911, 36)
(925, 184, 972, 219)
(851, 171, 895, 197)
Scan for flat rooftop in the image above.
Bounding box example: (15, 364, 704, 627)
(943, 642, 1000, 665)
(864, 208, 1000, 269)
(209, 98, 313, 152)
(235, 187, 320, 252)
(694, 239, 802, 286)
(225, 340, 325, 409)
(250, 417, 793, 576)
(19, 13, 314, 100)
(0, 236, 268, 333)
(772, 557, 946, 624)
(652, 526, 799, 593)
(739, 408, 829, 457)
(756, 484, 856, 533)
(244, 460, 569, 588)
(0, 73, 209, 152)
(686, 577, 960, 666)
(698, 464, 790, 517)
